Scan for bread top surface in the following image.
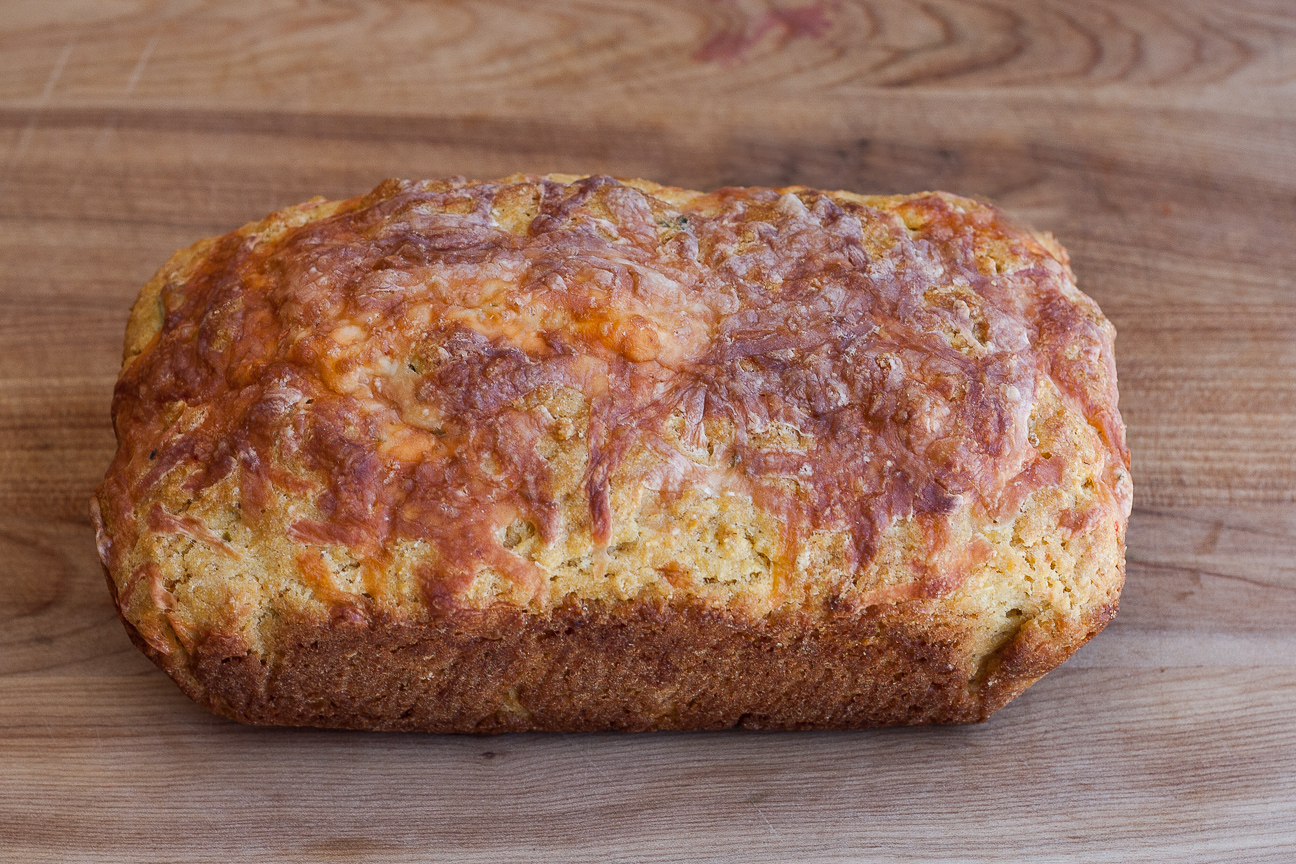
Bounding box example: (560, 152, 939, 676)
(95, 175, 1130, 658)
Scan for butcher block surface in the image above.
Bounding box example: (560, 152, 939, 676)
(1, 2, 1294, 861)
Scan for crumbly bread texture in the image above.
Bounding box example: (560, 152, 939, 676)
(93, 175, 1131, 731)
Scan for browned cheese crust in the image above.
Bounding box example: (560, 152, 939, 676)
(93, 175, 1131, 731)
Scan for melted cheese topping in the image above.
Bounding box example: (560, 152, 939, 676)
(96, 175, 1129, 639)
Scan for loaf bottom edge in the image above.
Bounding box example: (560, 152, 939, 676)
(112, 587, 1114, 733)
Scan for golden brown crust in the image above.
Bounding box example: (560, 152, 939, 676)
(94, 175, 1129, 731)
(109, 573, 1117, 732)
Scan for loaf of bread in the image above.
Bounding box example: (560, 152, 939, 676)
(93, 175, 1130, 731)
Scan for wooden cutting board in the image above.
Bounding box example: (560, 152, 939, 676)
(2, 2, 1294, 861)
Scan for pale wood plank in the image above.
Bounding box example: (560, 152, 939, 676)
(0, 516, 154, 679)
(1, 669, 1294, 863)
(0, 381, 116, 521)
(0, 0, 1293, 114)
(1123, 506, 1296, 633)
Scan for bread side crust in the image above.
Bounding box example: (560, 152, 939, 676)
(112, 588, 1117, 732)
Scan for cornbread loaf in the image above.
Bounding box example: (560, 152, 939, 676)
(93, 174, 1131, 732)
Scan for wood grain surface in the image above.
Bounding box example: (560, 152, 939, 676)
(2, 2, 1295, 861)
